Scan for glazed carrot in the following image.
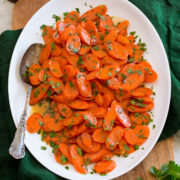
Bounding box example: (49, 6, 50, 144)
(52, 31, 61, 44)
(107, 77, 121, 90)
(42, 60, 50, 70)
(63, 112, 83, 126)
(96, 63, 120, 80)
(85, 21, 100, 45)
(127, 102, 154, 113)
(76, 122, 88, 135)
(91, 45, 107, 58)
(59, 143, 71, 162)
(29, 83, 49, 105)
(114, 101, 131, 128)
(63, 65, 78, 79)
(102, 55, 118, 65)
(54, 151, 63, 164)
(26, 113, 42, 133)
(129, 44, 144, 63)
(134, 125, 150, 145)
(68, 99, 89, 110)
(105, 126, 124, 150)
(66, 34, 81, 55)
(64, 11, 79, 26)
(77, 135, 101, 153)
(42, 26, 55, 44)
(50, 101, 58, 112)
(70, 144, 87, 174)
(102, 151, 113, 161)
(50, 93, 69, 103)
(104, 28, 119, 42)
(38, 69, 46, 82)
(94, 80, 103, 93)
(89, 106, 107, 118)
(47, 72, 64, 94)
(131, 87, 153, 97)
(49, 59, 63, 78)
(63, 80, 79, 100)
(144, 68, 158, 82)
(104, 41, 128, 60)
(94, 93, 104, 106)
(57, 103, 72, 117)
(117, 20, 129, 36)
(92, 128, 109, 143)
(103, 101, 116, 131)
(80, 5, 107, 22)
(28, 64, 42, 86)
(78, 44, 91, 55)
(94, 160, 116, 173)
(130, 112, 150, 126)
(61, 24, 76, 42)
(134, 96, 153, 103)
(124, 128, 137, 145)
(77, 25, 91, 45)
(117, 35, 129, 45)
(83, 111, 97, 128)
(76, 73, 92, 97)
(98, 14, 114, 32)
(51, 56, 68, 68)
(39, 44, 51, 64)
(79, 95, 94, 101)
(86, 71, 98, 80)
(81, 132, 92, 148)
(118, 139, 129, 155)
(43, 112, 64, 132)
(56, 20, 67, 34)
(85, 54, 100, 71)
(50, 44, 63, 57)
(83, 145, 109, 163)
(114, 89, 131, 102)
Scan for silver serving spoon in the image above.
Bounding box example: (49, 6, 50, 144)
(9, 43, 43, 159)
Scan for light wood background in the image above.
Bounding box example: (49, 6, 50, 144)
(12, 0, 174, 179)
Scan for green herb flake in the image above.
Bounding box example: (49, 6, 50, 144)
(65, 166, 69, 170)
(153, 124, 156, 129)
(40, 24, 46, 30)
(41, 146, 47, 150)
(60, 154, 68, 164)
(93, 46, 99, 50)
(100, 173, 107, 176)
(134, 145, 139, 150)
(77, 147, 82, 156)
(69, 81, 74, 88)
(75, 8, 80, 14)
(63, 12, 68, 18)
(52, 14, 61, 22)
(130, 31, 136, 35)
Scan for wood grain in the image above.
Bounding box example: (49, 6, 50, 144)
(11, 1, 174, 179)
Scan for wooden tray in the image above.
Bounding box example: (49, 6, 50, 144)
(12, 0, 174, 179)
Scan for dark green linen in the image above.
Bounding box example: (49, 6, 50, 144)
(0, 0, 180, 179)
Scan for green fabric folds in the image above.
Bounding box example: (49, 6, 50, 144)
(0, 0, 180, 179)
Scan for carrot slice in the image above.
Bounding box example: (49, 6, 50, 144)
(124, 128, 137, 145)
(114, 89, 131, 102)
(80, 5, 107, 22)
(107, 77, 121, 90)
(134, 96, 153, 103)
(57, 103, 72, 117)
(39, 44, 51, 64)
(59, 143, 71, 162)
(89, 106, 107, 118)
(77, 25, 91, 45)
(131, 87, 153, 97)
(105, 126, 124, 150)
(63, 79, 79, 100)
(70, 144, 87, 174)
(134, 125, 150, 145)
(102, 151, 113, 161)
(104, 41, 128, 60)
(118, 138, 129, 155)
(29, 83, 49, 105)
(98, 14, 114, 32)
(56, 20, 67, 34)
(50, 93, 69, 103)
(114, 101, 131, 128)
(76, 73, 92, 97)
(78, 44, 91, 55)
(94, 93, 104, 106)
(68, 99, 89, 110)
(63, 65, 78, 79)
(86, 70, 98, 80)
(50, 43, 63, 57)
(83, 111, 97, 128)
(130, 112, 150, 126)
(28, 64, 42, 86)
(85, 54, 100, 71)
(42, 26, 55, 44)
(50, 101, 58, 112)
(63, 112, 83, 126)
(83, 145, 109, 163)
(49, 59, 63, 78)
(61, 24, 76, 42)
(81, 132, 92, 148)
(117, 35, 129, 45)
(91, 45, 107, 58)
(66, 34, 81, 55)
(77, 135, 101, 153)
(96, 63, 120, 80)
(144, 68, 158, 82)
(43, 112, 64, 132)
(102, 55, 118, 66)
(64, 11, 79, 26)
(92, 128, 109, 143)
(104, 28, 119, 42)
(52, 31, 61, 44)
(103, 101, 116, 131)
(94, 160, 116, 173)
(117, 20, 129, 36)
(26, 113, 42, 133)
(47, 72, 64, 94)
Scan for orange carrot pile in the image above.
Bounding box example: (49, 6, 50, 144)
(26, 5, 158, 175)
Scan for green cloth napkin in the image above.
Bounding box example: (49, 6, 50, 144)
(0, 0, 180, 179)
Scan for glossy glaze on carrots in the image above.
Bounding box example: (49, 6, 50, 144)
(26, 5, 158, 175)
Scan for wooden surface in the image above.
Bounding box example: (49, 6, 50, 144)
(12, 0, 174, 179)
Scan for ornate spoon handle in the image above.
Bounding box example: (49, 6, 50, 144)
(9, 86, 32, 159)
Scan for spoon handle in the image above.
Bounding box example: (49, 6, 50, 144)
(9, 86, 32, 159)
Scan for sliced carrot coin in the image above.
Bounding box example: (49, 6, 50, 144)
(99, 14, 114, 32)
(52, 31, 61, 44)
(117, 20, 129, 36)
(92, 128, 109, 143)
(68, 99, 89, 110)
(81, 132, 92, 148)
(117, 35, 129, 45)
(77, 25, 91, 45)
(63, 112, 83, 126)
(131, 87, 153, 97)
(61, 24, 76, 42)
(91, 45, 107, 58)
(64, 11, 79, 26)
(107, 77, 121, 90)
(94, 93, 104, 106)
(104, 28, 119, 42)
(83, 111, 97, 128)
(57, 103, 72, 117)
(130, 112, 150, 126)
(78, 44, 91, 55)
(94, 160, 116, 173)
(85, 54, 100, 71)
(124, 128, 138, 145)
(49, 59, 63, 78)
